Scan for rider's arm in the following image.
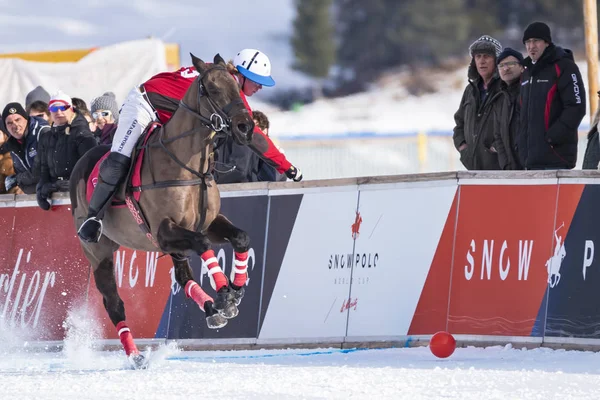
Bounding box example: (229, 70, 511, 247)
(247, 126, 291, 173)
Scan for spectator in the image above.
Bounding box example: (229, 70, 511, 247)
(28, 100, 51, 123)
(25, 86, 50, 110)
(71, 97, 89, 113)
(214, 110, 287, 184)
(453, 35, 504, 170)
(252, 110, 286, 182)
(0, 124, 22, 194)
(582, 91, 600, 169)
(1, 102, 49, 194)
(90, 92, 119, 145)
(493, 48, 525, 170)
(36, 91, 96, 210)
(518, 22, 586, 170)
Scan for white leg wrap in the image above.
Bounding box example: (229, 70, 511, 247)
(234, 258, 248, 274)
(118, 327, 130, 336)
(207, 266, 224, 276)
(233, 266, 247, 274)
(203, 257, 218, 266)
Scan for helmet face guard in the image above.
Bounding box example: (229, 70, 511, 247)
(234, 49, 275, 87)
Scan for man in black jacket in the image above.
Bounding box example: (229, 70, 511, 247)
(494, 48, 525, 170)
(36, 91, 97, 210)
(1, 102, 49, 194)
(518, 22, 586, 170)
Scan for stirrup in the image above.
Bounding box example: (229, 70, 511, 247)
(78, 217, 103, 243)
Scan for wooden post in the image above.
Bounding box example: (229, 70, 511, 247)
(583, 0, 599, 122)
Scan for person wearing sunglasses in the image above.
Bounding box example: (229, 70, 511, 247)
(493, 48, 525, 170)
(78, 48, 303, 244)
(90, 92, 119, 145)
(35, 91, 97, 211)
(0, 102, 50, 194)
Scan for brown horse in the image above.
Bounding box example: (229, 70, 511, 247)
(69, 54, 256, 368)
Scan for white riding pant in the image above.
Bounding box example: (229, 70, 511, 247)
(110, 86, 158, 157)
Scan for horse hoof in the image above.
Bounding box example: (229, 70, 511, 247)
(218, 302, 239, 319)
(129, 353, 148, 370)
(206, 313, 228, 329)
(231, 285, 245, 306)
(204, 301, 228, 329)
(212, 287, 239, 318)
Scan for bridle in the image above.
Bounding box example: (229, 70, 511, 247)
(178, 64, 245, 134)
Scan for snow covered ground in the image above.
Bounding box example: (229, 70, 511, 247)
(2, 344, 600, 399)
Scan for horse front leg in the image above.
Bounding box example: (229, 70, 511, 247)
(157, 218, 238, 320)
(207, 214, 251, 305)
(171, 254, 227, 329)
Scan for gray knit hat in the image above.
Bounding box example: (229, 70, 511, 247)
(90, 92, 119, 122)
(25, 86, 50, 108)
(469, 35, 503, 58)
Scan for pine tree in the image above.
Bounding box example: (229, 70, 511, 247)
(291, 0, 336, 79)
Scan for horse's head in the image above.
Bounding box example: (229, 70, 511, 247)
(189, 53, 255, 145)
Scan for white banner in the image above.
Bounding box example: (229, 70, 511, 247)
(259, 187, 358, 340)
(346, 181, 457, 338)
(0, 39, 167, 109)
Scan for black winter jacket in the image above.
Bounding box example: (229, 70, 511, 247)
(37, 111, 97, 185)
(453, 60, 504, 170)
(518, 45, 586, 169)
(493, 80, 522, 170)
(2, 116, 49, 194)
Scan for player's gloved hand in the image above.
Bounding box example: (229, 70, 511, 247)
(285, 165, 303, 182)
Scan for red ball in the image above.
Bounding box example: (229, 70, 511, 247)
(429, 331, 456, 358)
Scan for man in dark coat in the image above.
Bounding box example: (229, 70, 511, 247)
(518, 22, 586, 170)
(1, 102, 49, 194)
(582, 91, 600, 169)
(493, 48, 525, 170)
(453, 35, 504, 170)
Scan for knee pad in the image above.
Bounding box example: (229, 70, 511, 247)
(99, 152, 131, 186)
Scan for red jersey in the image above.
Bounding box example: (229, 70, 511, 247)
(142, 66, 292, 173)
(142, 66, 198, 123)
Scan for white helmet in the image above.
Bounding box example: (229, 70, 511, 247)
(233, 48, 275, 87)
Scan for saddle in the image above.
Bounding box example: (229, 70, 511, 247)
(86, 122, 162, 207)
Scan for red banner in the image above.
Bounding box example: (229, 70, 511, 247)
(0, 205, 89, 341)
(447, 184, 582, 335)
(86, 248, 173, 340)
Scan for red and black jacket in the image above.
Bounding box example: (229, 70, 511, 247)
(518, 45, 586, 169)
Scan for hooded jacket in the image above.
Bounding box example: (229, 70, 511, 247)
(453, 59, 504, 170)
(518, 45, 586, 169)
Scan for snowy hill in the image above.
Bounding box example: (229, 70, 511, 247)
(267, 58, 597, 140)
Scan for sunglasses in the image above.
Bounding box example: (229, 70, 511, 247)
(49, 104, 71, 113)
(92, 110, 112, 120)
(498, 61, 520, 69)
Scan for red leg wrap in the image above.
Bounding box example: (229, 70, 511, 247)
(185, 280, 213, 311)
(233, 251, 249, 287)
(116, 321, 139, 356)
(201, 250, 227, 291)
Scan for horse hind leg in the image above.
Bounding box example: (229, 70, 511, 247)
(83, 238, 146, 369)
(207, 214, 250, 305)
(172, 255, 227, 329)
(157, 219, 238, 320)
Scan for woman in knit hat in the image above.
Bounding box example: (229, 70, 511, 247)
(90, 92, 119, 145)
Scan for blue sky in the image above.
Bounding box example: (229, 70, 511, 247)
(0, 0, 311, 91)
